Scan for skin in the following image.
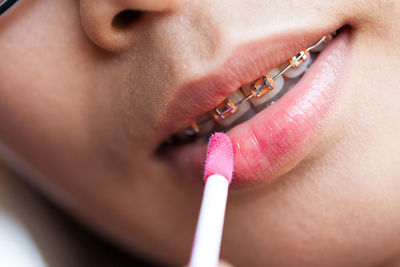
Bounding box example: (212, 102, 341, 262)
(0, 0, 400, 266)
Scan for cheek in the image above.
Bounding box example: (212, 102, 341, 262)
(0, 2, 163, 213)
(0, 1, 139, 188)
(0, 4, 91, 170)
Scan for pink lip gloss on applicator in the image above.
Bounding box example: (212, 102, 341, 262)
(189, 133, 234, 267)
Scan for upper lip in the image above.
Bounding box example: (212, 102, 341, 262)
(154, 24, 343, 147)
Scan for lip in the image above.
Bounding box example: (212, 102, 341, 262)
(231, 30, 350, 186)
(155, 26, 344, 144)
(157, 28, 350, 187)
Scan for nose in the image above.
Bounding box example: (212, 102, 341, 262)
(79, 0, 182, 52)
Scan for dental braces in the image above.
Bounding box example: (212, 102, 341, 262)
(188, 34, 332, 135)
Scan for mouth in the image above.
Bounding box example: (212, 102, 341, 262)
(156, 26, 350, 187)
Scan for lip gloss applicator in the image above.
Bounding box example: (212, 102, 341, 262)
(189, 133, 234, 267)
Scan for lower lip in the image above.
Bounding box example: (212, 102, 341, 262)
(168, 30, 350, 188)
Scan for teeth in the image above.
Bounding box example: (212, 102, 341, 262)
(284, 75, 300, 90)
(310, 33, 333, 52)
(310, 43, 326, 53)
(216, 90, 251, 127)
(283, 57, 312, 79)
(177, 33, 337, 140)
(198, 116, 215, 135)
(239, 68, 285, 108)
(241, 68, 285, 107)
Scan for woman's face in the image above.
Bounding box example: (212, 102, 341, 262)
(1, 0, 400, 266)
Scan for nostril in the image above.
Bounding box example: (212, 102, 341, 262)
(112, 9, 143, 29)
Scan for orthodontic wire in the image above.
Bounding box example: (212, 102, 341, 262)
(234, 35, 328, 107)
(189, 35, 331, 133)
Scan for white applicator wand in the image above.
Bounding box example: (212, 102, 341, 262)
(189, 132, 234, 267)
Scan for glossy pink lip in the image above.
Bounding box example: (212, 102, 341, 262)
(161, 30, 350, 187)
(230, 30, 350, 186)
